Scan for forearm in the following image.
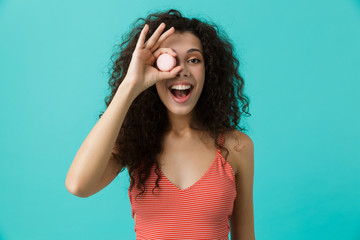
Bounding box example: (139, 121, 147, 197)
(65, 79, 137, 197)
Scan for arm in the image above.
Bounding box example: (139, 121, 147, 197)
(65, 80, 137, 198)
(230, 131, 255, 240)
(65, 23, 182, 198)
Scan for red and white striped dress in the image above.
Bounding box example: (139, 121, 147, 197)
(128, 133, 237, 239)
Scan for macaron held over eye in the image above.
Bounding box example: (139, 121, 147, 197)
(156, 53, 176, 71)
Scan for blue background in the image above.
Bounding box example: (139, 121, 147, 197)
(1, 0, 359, 239)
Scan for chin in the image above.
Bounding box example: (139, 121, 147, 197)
(167, 107, 194, 116)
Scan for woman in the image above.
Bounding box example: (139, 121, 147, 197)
(66, 9, 255, 240)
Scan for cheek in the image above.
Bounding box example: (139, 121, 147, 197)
(197, 70, 206, 86)
(155, 82, 162, 91)
(199, 76, 206, 91)
(155, 83, 161, 97)
(199, 80, 205, 91)
(199, 66, 205, 80)
(155, 82, 167, 97)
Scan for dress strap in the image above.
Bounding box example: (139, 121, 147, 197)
(220, 132, 225, 147)
(217, 132, 225, 153)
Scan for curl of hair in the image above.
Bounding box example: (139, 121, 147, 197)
(99, 9, 251, 201)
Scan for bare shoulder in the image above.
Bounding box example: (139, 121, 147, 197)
(224, 129, 254, 175)
(227, 130, 255, 238)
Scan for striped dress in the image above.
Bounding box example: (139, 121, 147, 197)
(128, 133, 237, 239)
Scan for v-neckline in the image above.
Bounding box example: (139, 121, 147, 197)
(158, 149, 221, 192)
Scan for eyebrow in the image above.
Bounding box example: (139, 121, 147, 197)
(172, 48, 203, 55)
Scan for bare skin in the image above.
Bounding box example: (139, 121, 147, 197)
(66, 20, 254, 239)
(156, 131, 239, 190)
(65, 23, 183, 198)
(130, 25, 242, 222)
(151, 31, 238, 190)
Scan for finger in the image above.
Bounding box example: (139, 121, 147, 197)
(153, 47, 177, 59)
(157, 66, 183, 80)
(143, 23, 166, 49)
(135, 24, 149, 49)
(150, 27, 175, 52)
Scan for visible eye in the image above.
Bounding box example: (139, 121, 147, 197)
(188, 58, 200, 63)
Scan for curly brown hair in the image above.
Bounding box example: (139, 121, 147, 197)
(99, 9, 251, 201)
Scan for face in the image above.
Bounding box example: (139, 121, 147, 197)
(155, 31, 205, 117)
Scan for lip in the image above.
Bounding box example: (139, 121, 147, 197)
(168, 86, 194, 104)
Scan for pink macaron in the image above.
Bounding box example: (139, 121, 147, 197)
(156, 53, 176, 71)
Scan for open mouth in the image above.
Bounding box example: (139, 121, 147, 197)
(168, 86, 194, 102)
(169, 87, 193, 97)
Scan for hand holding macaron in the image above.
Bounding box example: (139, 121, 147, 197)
(123, 22, 182, 97)
(156, 53, 176, 72)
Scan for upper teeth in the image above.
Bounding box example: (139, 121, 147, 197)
(171, 85, 191, 90)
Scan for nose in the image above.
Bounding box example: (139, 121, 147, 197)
(176, 65, 190, 77)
